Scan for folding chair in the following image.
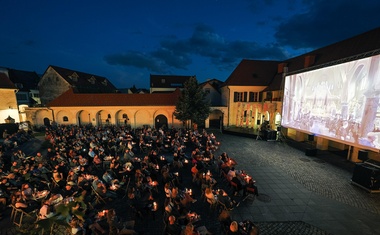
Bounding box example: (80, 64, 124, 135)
(206, 197, 218, 211)
(122, 177, 131, 199)
(91, 186, 108, 205)
(229, 180, 239, 195)
(11, 205, 38, 228)
(50, 177, 60, 190)
(243, 187, 256, 202)
(217, 200, 228, 213)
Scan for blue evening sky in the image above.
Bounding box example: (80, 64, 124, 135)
(1, 0, 380, 89)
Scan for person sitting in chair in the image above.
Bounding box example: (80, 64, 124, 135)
(95, 181, 117, 199)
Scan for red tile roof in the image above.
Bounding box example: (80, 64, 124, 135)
(248, 27, 380, 92)
(223, 59, 280, 87)
(8, 69, 40, 92)
(0, 72, 16, 89)
(285, 26, 380, 75)
(47, 88, 181, 107)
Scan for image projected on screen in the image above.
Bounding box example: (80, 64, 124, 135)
(281, 54, 380, 150)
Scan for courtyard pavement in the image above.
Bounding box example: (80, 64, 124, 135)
(216, 130, 380, 235)
(1, 130, 380, 235)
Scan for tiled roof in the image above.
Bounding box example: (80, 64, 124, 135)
(150, 74, 194, 88)
(223, 59, 280, 87)
(262, 73, 283, 92)
(47, 88, 181, 107)
(200, 78, 223, 93)
(46, 65, 117, 93)
(7, 69, 40, 91)
(260, 27, 380, 92)
(0, 72, 16, 89)
(285, 26, 380, 74)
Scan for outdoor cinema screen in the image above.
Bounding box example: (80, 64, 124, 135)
(281, 54, 380, 151)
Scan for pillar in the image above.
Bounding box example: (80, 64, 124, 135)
(316, 137, 329, 150)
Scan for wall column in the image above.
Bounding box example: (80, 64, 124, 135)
(295, 131, 304, 142)
(316, 137, 329, 150)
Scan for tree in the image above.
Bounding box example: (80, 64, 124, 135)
(174, 76, 211, 128)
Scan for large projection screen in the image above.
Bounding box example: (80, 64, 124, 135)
(281, 54, 380, 151)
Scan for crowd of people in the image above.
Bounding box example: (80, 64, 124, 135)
(0, 124, 259, 234)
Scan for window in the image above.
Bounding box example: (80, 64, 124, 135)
(88, 76, 96, 84)
(122, 114, 128, 119)
(15, 83, 23, 89)
(171, 83, 182, 87)
(63, 116, 69, 122)
(102, 79, 108, 86)
(233, 92, 247, 102)
(107, 114, 111, 118)
(266, 92, 273, 101)
(249, 92, 259, 102)
(69, 72, 79, 81)
(204, 88, 210, 94)
(16, 93, 28, 100)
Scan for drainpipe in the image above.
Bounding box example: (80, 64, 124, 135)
(47, 107, 55, 124)
(226, 86, 230, 127)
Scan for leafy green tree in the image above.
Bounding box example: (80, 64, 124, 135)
(174, 76, 211, 128)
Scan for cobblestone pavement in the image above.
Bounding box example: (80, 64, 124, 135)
(220, 135, 380, 214)
(215, 132, 380, 235)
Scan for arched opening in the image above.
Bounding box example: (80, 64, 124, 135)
(209, 110, 223, 128)
(122, 113, 129, 126)
(275, 112, 282, 126)
(43, 117, 50, 127)
(155, 114, 168, 130)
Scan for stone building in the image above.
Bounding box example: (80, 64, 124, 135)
(38, 65, 117, 106)
(27, 88, 182, 129)
(150, 74, 193, 93)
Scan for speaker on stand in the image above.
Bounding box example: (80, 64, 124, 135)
(358, 150, 369, 161)
(305, 134, 317, 156)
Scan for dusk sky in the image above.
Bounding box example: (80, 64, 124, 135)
(1, 0, 380, 89)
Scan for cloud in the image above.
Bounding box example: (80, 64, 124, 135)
(104, 51, 168, 73)
(104, 23, 288, 73)
(274, 0, 380, 49)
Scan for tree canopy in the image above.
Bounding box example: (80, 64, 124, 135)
(174, 76, 211, 126)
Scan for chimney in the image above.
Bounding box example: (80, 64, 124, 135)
(304, 55, 315, 68)
(277, 63, 288, 73)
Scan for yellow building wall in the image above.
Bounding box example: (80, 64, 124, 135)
(224, 86, 282, 130)
(39, 106, 183, 129)
(0, 89, 20, 123)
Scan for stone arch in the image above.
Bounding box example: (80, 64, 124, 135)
(56, 110, 74, 125)
(96, 110, 112, 126)
(134, 109, 151, 128)
(155, 114, 168, 129)
(275, 111, 282, 126)
(154, 109, 170, 127)
(77, 110, 91, 126)
(115, 109, 132, 126)
(209, 109, 223, 128)
(35, 109, 52, 126)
